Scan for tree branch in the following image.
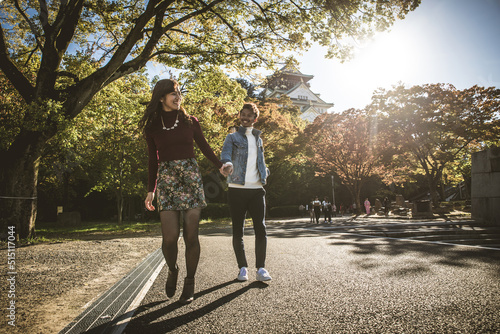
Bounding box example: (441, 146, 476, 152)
(13, 0, 43, 50)
(54, 0, 86, 55)
(38, 0, 49, 27)
(0, 25, 34, 102)
(251, 0, 293, 43)
(92, 0, 226, 88)
(56, 71, 80, 83)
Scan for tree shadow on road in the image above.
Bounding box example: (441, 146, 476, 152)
(328, 233, 500, 276)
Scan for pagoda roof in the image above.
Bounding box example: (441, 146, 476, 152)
(264, 81, 334, 109)
(277, 65, 314, 81)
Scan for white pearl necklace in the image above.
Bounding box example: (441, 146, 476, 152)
(161, 112, 179, 130)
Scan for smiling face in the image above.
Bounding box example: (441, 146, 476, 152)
(239, 107, 257, 127)
(160, 90, 182, 111)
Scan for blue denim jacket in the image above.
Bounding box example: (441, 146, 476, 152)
(221, 126, 269, 185)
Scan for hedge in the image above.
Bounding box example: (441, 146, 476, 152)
(268, 205, 300, 218)
(201, 203, 231, 219)
(201, 203, 302, 219)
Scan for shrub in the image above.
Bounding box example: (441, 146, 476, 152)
(268, 205, 300, 218)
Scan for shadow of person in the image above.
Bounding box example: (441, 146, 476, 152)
(125, 280, 268, 333)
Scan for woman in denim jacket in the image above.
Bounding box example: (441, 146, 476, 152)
(219, 103, 272, 282)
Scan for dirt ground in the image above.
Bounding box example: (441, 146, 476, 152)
(1, 232, 162, 334)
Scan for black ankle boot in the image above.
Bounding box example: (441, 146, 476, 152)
(179, 277, 195, 304)
(165, 265, 179, 298)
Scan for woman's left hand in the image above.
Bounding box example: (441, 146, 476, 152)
(219, 163, 233, 177)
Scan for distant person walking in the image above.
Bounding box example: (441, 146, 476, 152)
(383, 197, 391, 216)
(220, 103, 272, 282)
(364, 198, 371, 215)
(140, 79, 223, 304)
(323, 197, 332, 223)
(312, 197, 322, 224)
(308, 201, 314, 223)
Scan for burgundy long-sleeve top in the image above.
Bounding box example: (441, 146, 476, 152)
(145, 110, 223, 192)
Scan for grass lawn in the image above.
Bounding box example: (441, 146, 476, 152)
(7, 218, 233, 246)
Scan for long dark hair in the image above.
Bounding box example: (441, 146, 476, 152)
(139, 79, 192, 135)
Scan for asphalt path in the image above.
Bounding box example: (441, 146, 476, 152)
(122, 219, 500, 333)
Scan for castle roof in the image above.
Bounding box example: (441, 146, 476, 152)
(264, 66, 334, 121)
(278, 65, 314, 83)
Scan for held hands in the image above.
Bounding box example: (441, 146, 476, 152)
(219, 163, 233, 177)
(145, 192, 155, 211)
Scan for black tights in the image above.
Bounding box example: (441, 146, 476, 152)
(160, 209, 201, 279)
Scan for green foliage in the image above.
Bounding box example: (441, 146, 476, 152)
(24, 98, 66, 132)
(0, 72, 25, 150)
(235, 78, 259, 99)
(180, 67, 247, 174)
(200, 203, 231, 219)
(269, 205, 300, 218)
(40, 73, 151, 223)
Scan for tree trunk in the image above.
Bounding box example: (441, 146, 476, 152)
(116, 188, 123, 224)
(0, 141, 43, 239)
(351, 179, 363, 215)
(438, 174, 446, 203)
(427, 177, 440, 208)
(355, 194, 362, 215)
(345, 182, 363, 215)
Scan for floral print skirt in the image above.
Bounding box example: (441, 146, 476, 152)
(156, 158, 207, 211)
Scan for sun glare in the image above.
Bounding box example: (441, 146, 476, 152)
(302, 20, 435, 112)
(352, 28, 427, 90)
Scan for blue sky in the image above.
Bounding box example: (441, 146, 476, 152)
(299, 0, 500, 112)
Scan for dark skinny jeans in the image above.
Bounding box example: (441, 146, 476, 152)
(227, 187, 267, 269)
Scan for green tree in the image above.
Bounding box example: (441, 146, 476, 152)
(82, 74, 150, 224)
(40, 73, 151, 223)
(370, 83, 500, 207)
(235, 78, 260, 100)
(0, 0, 419, 237)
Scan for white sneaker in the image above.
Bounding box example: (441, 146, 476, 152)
(256, 267, 272, 281)
(237, 267, 248, 281)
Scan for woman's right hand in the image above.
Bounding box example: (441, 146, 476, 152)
(145, 192, 155, 211)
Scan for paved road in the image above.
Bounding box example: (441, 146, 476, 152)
(120, 217, 500, 333)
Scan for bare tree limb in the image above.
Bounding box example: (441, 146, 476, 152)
(13, 0, 43, 50)
(0, 25, 34, 102)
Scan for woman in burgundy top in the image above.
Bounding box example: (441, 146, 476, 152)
(139, 79, 223, 304)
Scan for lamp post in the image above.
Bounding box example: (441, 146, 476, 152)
(331, 175, 335, 206)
